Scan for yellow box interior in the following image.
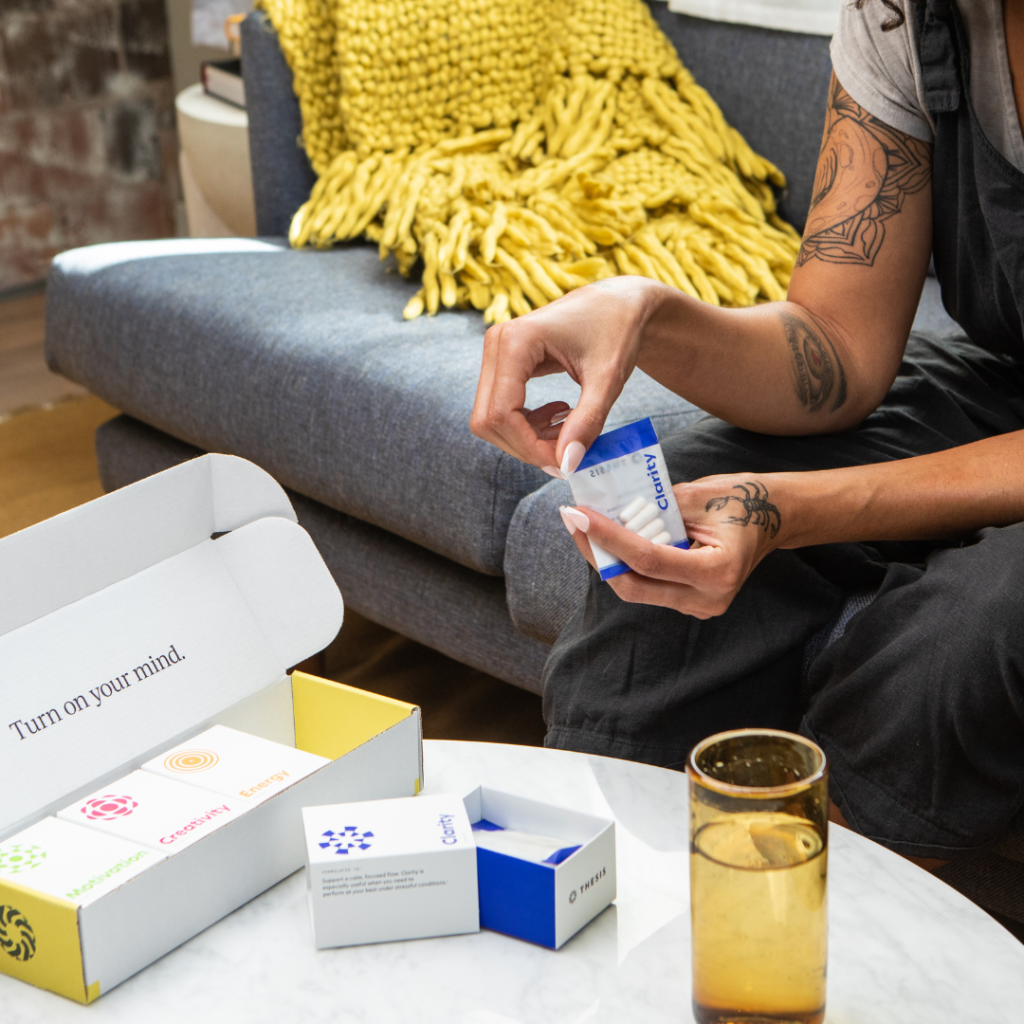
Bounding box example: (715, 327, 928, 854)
(291, 670, 418, 765)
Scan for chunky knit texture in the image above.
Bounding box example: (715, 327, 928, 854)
(261, 0, 800, 320)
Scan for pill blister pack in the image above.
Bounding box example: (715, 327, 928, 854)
(617, 495, 673, 546)
(565, 417, 689, 580)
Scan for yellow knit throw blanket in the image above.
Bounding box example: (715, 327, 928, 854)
(261, 0, 799, 322)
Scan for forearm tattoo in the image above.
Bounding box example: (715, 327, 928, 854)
(797, 77, 930, 267)
(781, 310, 848, 413)
(706, 482, 781, 538)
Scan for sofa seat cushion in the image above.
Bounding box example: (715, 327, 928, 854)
(46, 237, 706, 575)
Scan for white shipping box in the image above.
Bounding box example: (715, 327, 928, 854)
(304, 795, 479, 948)
(0, 455, 424, 1003)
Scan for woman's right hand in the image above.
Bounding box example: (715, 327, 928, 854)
(470, 276, 667, 476)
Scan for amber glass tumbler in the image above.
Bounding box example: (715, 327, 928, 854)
(688, 729, 828, 1024)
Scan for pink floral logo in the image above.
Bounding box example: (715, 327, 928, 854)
(81, 795, 138, 821)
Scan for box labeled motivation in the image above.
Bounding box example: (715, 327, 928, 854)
(304, 794, 479, 949)
(464, 786, 616, 950)
(143, 725, 329, 806)
(0, 817, 164, 906)
(0, 454, 424, 1003)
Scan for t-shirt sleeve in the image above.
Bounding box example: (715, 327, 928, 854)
(830, 0, 935, 143)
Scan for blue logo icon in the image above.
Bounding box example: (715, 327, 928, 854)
(319, 826, 374, 855)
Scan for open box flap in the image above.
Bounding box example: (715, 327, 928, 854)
(0, 454, 296, 638)
(0, 460, 342, 840)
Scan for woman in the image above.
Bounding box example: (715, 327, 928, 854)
(471, 0, 1024, 867)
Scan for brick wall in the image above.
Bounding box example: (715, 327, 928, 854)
(0, 0, 180, 291)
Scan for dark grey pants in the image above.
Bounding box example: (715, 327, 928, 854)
(543, 333, 1024, 860)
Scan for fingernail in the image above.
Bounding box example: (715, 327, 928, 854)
(549, 409, 570, 426)
(563, 507, 590, 533)
(558, 505, 576, 535)
(542, 465, 564, 479)
(560, 440, 586, 477)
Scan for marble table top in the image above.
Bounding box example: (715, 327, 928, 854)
(3, 739, 1023, 1022)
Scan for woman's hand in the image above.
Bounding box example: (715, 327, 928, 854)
(471, 277, 667, 477)
(560, 475, 784, 618)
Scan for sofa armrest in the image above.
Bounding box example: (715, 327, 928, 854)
(241, 10, 317, 235)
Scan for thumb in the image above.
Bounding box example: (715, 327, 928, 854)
(555, 377, 622, 476)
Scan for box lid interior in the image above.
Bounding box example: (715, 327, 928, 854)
(0, 455, 343, 839)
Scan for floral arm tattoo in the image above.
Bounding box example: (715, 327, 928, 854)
(797, 77, 931, 268)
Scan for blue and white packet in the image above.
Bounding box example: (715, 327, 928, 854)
(565, 417, 689, 580)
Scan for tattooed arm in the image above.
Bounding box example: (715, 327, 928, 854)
(473, 75, 932, 468)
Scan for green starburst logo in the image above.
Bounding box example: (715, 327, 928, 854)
(0, 844, 46, 876)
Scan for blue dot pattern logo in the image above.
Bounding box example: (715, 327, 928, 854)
(319, 826, 374, 855)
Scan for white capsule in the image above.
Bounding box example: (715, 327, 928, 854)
(619, 496, 647, 523)
(624, 502, 660, 532)
(637, 517, 666, 540)
(650, 531, 672, 546)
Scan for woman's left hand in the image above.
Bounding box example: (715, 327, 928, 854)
(560, 474, 785, 619)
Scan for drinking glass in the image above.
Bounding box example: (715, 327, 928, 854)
(688, 728, 828, 1024)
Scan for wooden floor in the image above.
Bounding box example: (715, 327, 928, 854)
(0, 290, 546, 746)
(0, 289, 86, 420)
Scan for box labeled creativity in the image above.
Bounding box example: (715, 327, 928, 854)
(0, 455, 423, 1003)
(303, 794, 479, 948)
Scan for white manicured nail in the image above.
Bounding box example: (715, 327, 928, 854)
(637, 517, 666, 540)
(549, 409, 570, 426)
(619, 496, 646, 523)
(562, 507, 590, 533)
(558, 506, 576, 535)
(560, 441, 586, 477)
(624, 502, 659, 532)
(651, 531, 672, 546)
(542, 465, 564, 479)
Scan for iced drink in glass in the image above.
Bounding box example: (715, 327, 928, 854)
(688, 729, 828, 1024)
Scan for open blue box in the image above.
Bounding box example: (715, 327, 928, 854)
(463, 786, 616, 950)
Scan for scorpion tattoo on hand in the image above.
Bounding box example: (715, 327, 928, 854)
(705, 481, 782, 538)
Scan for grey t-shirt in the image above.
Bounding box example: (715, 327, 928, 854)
(831, 0, 1024, 171)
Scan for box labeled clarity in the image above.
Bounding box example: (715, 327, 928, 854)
(303, 794, 479, 948)
(464, 786, 616, 950)
(142, 724, 329, 806)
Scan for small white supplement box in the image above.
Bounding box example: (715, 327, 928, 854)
(0, 455, 423, 1003)
(466, 787, 616, 950)
(303, 794, 479, 949)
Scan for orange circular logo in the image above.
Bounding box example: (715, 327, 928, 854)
(164, 749, 219, 773)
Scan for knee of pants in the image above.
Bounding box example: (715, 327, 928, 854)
(661, 417, 758, 482)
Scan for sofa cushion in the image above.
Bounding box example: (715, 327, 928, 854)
(46, 237, 705, 576)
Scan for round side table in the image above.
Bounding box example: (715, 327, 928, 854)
(175, 84, 256, 238)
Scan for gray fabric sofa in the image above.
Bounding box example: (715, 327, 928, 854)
(44, 4, 959, 694)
